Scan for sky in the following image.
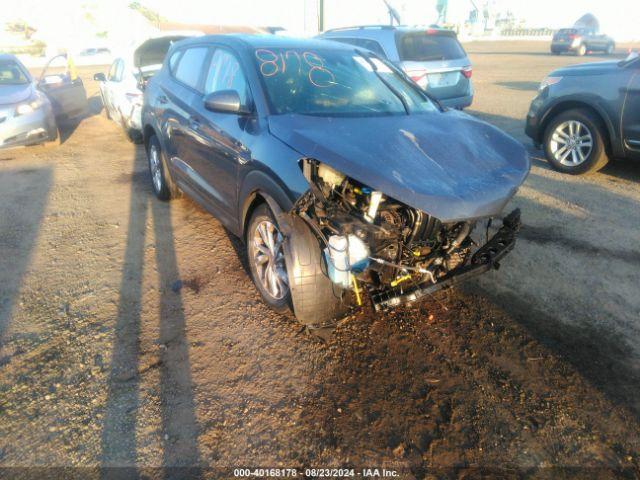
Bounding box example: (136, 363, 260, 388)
(2, 0, 639, 42)
(141, 0, 640, 34)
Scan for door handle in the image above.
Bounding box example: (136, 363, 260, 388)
(158, 95, 168, 104)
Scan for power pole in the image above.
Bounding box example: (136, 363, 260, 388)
(318, 0, 325, 32)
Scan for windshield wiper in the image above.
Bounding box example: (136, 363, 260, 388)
(356, 50, 410, 115)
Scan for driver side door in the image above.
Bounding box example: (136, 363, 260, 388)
(38, 54, 87, 118)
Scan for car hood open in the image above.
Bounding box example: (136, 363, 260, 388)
(133, 35, 193, 69)
(268, 110, 530, 222)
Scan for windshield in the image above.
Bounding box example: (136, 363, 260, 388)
(397, 33, 466, 62)
(0, 59, 30, 85)
(254, 47, 437, 116)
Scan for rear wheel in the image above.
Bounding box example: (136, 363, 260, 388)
(146, 135, 171, 200)
(543, 109, 609, 174)
(576, 44, 587, 56)
(605, 43, 614, 55)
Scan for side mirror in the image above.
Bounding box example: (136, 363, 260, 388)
(94, 72, 107, 82)
(203, 90, 251, 115)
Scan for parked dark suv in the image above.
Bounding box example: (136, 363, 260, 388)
(142, 35, 529, 329)
(525, 52, 640, 174)
(550, 28, 615, 56)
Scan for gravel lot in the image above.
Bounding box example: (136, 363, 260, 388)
(0, 41, 639, 478)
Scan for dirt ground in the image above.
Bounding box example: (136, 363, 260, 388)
(1, 41, 639, 479)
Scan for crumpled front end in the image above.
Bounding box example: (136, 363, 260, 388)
(292, 159, 521, 311)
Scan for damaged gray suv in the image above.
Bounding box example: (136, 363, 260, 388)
(142, 35, 530, 328)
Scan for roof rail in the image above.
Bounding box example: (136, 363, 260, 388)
(323, 24, 397, 33)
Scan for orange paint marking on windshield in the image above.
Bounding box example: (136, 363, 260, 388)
(255, 49, 335, 87)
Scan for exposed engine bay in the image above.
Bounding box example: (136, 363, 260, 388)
(292, 159, 522, 311)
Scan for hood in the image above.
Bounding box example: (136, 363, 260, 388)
(553, 61, 620, 76)
(0, 82, 34, 106)
(269, 110, 530, 222)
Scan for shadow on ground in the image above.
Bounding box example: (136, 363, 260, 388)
(496, 81, 540, 91)
(100, 147, 202, 478)
(0, 167, 52, 346)
(57, 95, 103, 145)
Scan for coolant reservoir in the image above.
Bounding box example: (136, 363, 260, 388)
(326, 235, 350, 287)
(324, 235, 370, 287)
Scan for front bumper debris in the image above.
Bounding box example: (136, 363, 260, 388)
(371, 208, 521, 311)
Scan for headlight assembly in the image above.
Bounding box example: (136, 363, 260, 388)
(15, 96, 45, 116)
(539, 76, 562, 91)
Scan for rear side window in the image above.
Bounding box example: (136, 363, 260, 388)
(329, 37, 387, 58)
(108, 59, 124, 82)
(397, 33, 466, 61)
(174, 47, 208, 90)
(108, 60, 118, 81)
(168, 50, 182, 73)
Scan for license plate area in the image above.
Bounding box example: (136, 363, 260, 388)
(428, 72, 459, 88)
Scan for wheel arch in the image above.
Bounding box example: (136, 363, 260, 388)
(239, 170, 297, 239)
(539, 100, 617, 155)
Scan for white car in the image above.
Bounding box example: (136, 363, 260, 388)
(93, 32, 201, 141)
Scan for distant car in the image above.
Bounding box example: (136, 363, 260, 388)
(525, 52, 640, 174)
(550, 28, 615, 56)
(94, 32, 201, 141)
(0, 53, 87, 149)
(319, 25, 473, 109)
(141, 35, 527, 327)
(79, 47, 112, 56)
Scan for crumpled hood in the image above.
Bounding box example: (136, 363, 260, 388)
(0, 82, 34, 106)
(268, 109, 530, 222)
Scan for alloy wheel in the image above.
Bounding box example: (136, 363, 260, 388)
(149, 144, 162, 193)
(252, 220, 289, 300)
(549, 120, 593, 167)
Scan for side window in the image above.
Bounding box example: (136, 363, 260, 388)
(359, 39, 387, 58)
(168, 50, 182, 74)
(204, 49, 249, 105)
(114, 60, 124, 82)
(329, 37, 387, 59)
(174, 47, 208, 90)
(108, 60, 118, 81)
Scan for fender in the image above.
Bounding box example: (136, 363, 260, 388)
(238, 170, 299, 238)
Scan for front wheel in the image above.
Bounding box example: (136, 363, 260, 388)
(543, 109, 609, 174)
(246, 203, 350, 328)
(605, 43, 614, 55)
(576, 44, 587, 56)
(246, 204, 291, 313)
